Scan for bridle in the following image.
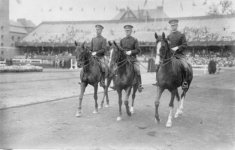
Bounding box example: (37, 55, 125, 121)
(156, 39, 177, 67)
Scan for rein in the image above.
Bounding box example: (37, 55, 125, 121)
(159, 51, 177, 67)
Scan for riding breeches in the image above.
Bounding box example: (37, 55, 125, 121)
(98, 57, 109, 76)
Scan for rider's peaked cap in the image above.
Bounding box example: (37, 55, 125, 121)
(168, 19, 179, 25)
(124, 25, 133, 30)
(95, 24, 104, 29)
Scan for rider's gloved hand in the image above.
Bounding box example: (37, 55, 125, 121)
(171, 46, 179, 51)
(92, 52, 97, 56)
(125, 51, 132, 55)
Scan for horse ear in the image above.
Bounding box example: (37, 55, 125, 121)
(154, 32, 158, 39)
(113, 41, 118, 47)
(81, 41, 85, 49)
(162, 32, 165, 40)
(108, 41, 112, 47)
(75, 41, 78, 46)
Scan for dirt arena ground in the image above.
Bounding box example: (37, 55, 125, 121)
(0, 68, 234, 149)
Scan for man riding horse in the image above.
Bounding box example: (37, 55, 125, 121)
(154, 19, 189, 89)
(90, 24, 108, 87)
(120, 25, 144, 92)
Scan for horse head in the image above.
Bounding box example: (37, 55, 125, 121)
(74, 41, 91, 68)
(108, 41, 126, 68)
(154, 32, 171, 65)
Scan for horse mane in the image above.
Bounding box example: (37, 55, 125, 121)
(162, 39, 183, 75)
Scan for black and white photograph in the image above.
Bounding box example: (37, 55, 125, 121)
(0, 0, 234, 149)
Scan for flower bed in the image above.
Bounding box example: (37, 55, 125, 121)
(0, 65, 43, 73)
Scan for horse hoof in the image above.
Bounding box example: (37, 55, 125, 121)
(75, 111, 82, 117)
(174, 109, 183, 118)
(166, 121, 172, 128)
(130, 107, 134, 114)
(105, 104, 109, 108)
(117, 116, 122, 121)
(174, 113, 179, 118)
(93, 110, 98, 114)
(98, 106, 103, 109)
(155, 118, 160, 124)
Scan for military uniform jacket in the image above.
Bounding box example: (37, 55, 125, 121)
(120, 36, 140, 58)
(167, 31, 187, 56)
(91, 35, 107, 57)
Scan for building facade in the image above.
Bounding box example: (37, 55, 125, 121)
(0, 0, 10, 48)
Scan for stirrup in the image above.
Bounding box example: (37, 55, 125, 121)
(138, 85, 144, 92)
(110, 86, 116, 90)
(100, 80, 105, 87)
(182, 81, 188, 89)
(152, 82, 158, 86)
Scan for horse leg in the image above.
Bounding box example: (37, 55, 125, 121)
(124, 87, 132, 116)
(130, 85, 138, 114)
(100, 77, 111, 108)
(105, 77, 112, 107)
(155, 86, 164, 123)
(117, 89, 122, 121)
(178, 90, 186, 116)
(93, 83, 99, 114)
(75, 82, 87, 117)
(174, 89, 182, 118)
(166, 89, 177, 128)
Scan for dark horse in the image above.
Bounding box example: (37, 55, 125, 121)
(74, 41, 110, 117)
(154, 32, 193, 127)
(109, 41, 139, 121)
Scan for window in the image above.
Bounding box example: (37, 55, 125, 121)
(12, 36, 14, 41)
(1, 51, 3, 55)
(11, 43, 14, 47)
(1, 35, 3, 39)
(1, 43, 3, 46)
(1, 26, 3, 30)
(18, 37, 21, 41)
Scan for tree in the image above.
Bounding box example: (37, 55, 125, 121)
(207, 0, 235, 15)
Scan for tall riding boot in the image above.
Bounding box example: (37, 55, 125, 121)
(182, 71, 188, 90)
(100, 72, 105, 87)
(138, 75, 144, 92)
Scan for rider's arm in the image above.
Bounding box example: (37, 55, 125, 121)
(178, 34, 187, 52)
(96, 38, 106, 55)
(131, 39, 140, 55)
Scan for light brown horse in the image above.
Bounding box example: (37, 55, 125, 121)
(154, 33, 193, 127)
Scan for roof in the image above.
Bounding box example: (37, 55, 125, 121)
(9, 20, 28, 34)
(18, 14, 235, 47)
(17, 19, 36, 28)
(113, 7, 169, 20)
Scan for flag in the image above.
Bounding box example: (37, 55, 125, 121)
(180, 2, 183, 11)
(16, 0, 21, 4)
(93, 8, 95, 12)
(162, 0, 164, 6)
(59, 6, 63, 11)
(203, 0, 207, 5)
(81, 8, 84, 12)
(69, 7, 73, 11)
(104, 7, 106, 11)
(49, 9, 52, 12)
(116, 6, 119, 11)
(192, 1, 196, 6)
(144, 0, 148, 7)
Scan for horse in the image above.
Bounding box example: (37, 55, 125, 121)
(154, 32, 193, 127)
(74, 41, 111, 117)
(108, 41, 139, 121)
